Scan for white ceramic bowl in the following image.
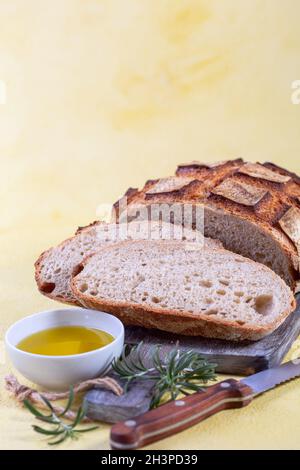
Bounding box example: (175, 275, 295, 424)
(5, 307, 124, 390)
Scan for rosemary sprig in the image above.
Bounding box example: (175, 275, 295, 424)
(23, 386, 98, 445)
(112, 343, 217, 408)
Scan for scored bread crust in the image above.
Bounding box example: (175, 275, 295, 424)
(114, 159, 300, 291)
(71, 240, 296, 341)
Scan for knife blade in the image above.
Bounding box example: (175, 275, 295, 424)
(110, 359, 300, 450)
(241, 359, 300, 395)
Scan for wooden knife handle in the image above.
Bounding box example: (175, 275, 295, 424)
(110, 379, 253, 450)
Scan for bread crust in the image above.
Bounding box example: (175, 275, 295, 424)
(74, 292, 295, 341)
(34, 221, 103, 305)
(119, 159, 300, 290)
(71, 240, 296, 342)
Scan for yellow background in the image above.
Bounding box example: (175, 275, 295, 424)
(1, 0, 300, 449)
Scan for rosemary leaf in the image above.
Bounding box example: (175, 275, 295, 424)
(40, 395, 55, 412)
(73, 426, 99, 433)
(71, 403, 87, 429)
(32, 425, 64, 436)
(24, 399, 50, 419)
(48, 434, 69, 446)
(59, 386, 74, 417)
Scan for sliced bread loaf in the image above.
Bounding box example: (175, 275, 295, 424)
(115, 159, 300, 291)
(35, 221, 222, 305)
(71, 240, 296, 341)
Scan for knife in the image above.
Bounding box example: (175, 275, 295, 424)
(110, 359, 300, 450)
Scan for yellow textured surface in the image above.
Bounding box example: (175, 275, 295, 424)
(1, 0, 300, 450)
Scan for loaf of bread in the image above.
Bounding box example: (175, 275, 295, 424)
(71, 240, 296, 341)
(115, 160, 300, 291)
(35, 221, 221, 305)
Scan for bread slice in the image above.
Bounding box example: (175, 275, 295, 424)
(71, 240, 296, 341)
(35, 221, 222, 305)
(114, 159, 300, 291)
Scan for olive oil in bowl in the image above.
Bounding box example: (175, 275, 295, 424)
(17, 325, 114, 356)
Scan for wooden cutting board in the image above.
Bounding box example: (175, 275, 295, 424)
(85, 296, 300, 423)
(125, 296, 300, 375)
